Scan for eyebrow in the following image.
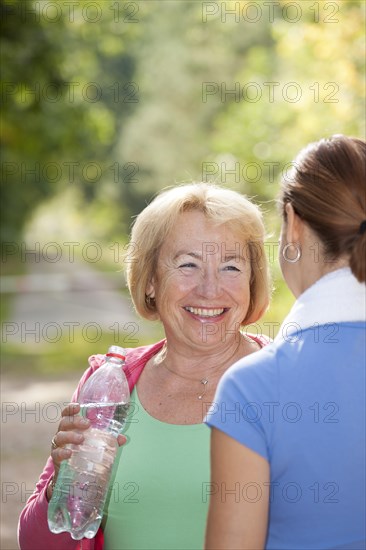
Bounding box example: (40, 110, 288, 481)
(222, 254, 246, 262)
(173, 251, 202, 260)
(173, 251, 246, 262)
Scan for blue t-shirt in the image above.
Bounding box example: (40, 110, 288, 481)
(206, 322, 366, 549)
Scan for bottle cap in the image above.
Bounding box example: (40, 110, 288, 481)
(106, 345, 126, 361)
(106, 352, 125, 360)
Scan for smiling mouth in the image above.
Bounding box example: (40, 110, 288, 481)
(184, 306, 226, 317)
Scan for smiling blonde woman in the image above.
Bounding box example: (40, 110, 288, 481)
(19, 183, 271, 550)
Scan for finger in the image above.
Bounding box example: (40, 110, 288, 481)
(50, 429, 85, 471)
(61, 402, 81, 417)
(51, 444, 72, 462)
(51, 445, 72, 472)
(58, 403, 89, 432)
(117, 434, 128, 447)
(58, 414, 90, 433)
(59, 403, 91, 431)
(54, 429, 85, 449)
(58, 403, 83, 431)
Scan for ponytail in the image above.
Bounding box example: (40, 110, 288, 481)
(279, 135, 366, 283)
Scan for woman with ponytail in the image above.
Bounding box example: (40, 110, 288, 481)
(205, 135, 366, 549)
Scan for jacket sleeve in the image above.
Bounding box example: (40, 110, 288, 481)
(17, 355, 106, 550)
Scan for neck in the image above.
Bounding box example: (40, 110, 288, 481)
(138, 334, 260, 418)
(292, 225, 350, 297)
(155, 334, 254, 381)
(297, 257, 350, 298)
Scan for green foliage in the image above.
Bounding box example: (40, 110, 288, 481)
(2, 0, 364, 242)
(1, 0, 139, 242)
(208, 0, 365, 210)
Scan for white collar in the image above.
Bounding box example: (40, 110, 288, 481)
(275, 268, 366, 342)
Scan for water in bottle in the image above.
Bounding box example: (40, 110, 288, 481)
(48, 346, 130, 540)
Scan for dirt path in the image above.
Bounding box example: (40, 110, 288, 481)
(4, 255, 151, 347)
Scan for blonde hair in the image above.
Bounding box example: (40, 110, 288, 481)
(125, 183, 270, 325)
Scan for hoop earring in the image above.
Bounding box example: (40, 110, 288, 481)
(282, 243, 301, 263)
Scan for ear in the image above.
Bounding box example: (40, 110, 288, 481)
(145, 277, 155, 299)
(285, 203, 303, 244)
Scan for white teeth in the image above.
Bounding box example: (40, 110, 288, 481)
(185, 307, 225, 317)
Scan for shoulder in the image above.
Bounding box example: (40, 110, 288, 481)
(214, 343, 278, 409)
(87, 339, 166, 370)
(86, 340, 166, 384)
(246, 332, 271, 349)
(228, 342, 277, 383)
(124, 339, 166, 366)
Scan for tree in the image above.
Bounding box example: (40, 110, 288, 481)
(0, 0, 139, 243)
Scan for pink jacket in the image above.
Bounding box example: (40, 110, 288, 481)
(18, 335, 268, 549)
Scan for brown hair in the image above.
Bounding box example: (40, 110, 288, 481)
(279, 135, 366, 283)
(125, 183, 271, 325)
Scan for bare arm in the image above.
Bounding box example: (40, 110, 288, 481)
(205, 428, 270, 550)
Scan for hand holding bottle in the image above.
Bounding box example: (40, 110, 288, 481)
(48, 403, 127, 500)
(47, 347, 130, 540)
(50, 403, 89, 472)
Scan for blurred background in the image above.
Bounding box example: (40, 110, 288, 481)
(1, 0, 365, 547)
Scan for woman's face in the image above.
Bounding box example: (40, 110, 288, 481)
(146, 211, 252, 352)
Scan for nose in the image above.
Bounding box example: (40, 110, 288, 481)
(196, 268, 223, 299)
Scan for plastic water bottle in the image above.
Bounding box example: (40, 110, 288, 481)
(48, 345, 130, 540)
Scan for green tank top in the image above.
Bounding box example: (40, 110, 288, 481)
(103, 387, 211, 550)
